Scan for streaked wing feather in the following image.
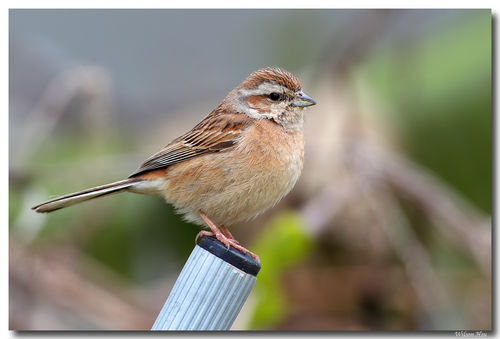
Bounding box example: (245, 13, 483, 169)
(129, 113, 250, 177)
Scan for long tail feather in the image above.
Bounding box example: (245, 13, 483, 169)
(32, 178, 143, 213)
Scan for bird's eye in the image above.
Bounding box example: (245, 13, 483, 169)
(269, 92, 281, 101)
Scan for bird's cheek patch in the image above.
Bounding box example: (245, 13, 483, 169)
(246, 95, 271, 114)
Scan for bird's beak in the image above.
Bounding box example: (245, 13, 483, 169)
(293, 91, 316, 107)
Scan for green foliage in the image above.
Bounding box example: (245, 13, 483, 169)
(83, 194, 195, 282)
(362, 11, 491, 213)
(8, 187, 23, 228)
(249, 211, 312, 329)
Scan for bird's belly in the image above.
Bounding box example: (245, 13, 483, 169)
(162, 128, 304, 226)
(203, 154, 302, 225)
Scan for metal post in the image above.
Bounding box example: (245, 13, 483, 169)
(151, 236, 261, 331)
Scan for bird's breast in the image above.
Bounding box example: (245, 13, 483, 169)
(162, 119, 304, 226)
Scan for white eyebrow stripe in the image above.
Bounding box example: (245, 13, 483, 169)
(238, 82, 286, 96)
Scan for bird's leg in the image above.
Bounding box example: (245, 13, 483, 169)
(219, 224, 239, 244)
(197, 210, 260, 263)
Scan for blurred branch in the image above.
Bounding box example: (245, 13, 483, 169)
(300, 181, 351, 237)
(10, 240, 153, 330)
(368, 186, 452, 327)
(296, 16, 491, 326)
(299, 131, 490, 274)
(302, 10, 490, 276)
(314, 10, 392, 81)
(298, 119, 490, 328)
(11, 65, 112, 169)
(362, 141, 491, 275)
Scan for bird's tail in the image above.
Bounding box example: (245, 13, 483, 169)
(32, 178, 144, 213)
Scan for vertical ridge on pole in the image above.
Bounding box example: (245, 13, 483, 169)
(151, 236, 261, 331)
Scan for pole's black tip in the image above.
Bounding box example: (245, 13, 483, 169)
(197, 236, 261, 277)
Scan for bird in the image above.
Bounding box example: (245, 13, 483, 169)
(32, 67, 316, 261)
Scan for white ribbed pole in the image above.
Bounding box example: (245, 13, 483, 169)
(151, 236, 260, 331)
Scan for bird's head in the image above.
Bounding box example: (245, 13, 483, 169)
(224, 67, 316, 129)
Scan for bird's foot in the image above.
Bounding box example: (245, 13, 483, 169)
(197, 210, 260, 263)
(220, 224, 239, 244)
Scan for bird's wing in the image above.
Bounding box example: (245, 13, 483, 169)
(129, 112, 251, 177)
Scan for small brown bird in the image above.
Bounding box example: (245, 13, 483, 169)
(32, 67, 316, 260)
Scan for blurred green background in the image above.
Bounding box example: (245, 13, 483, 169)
(9, 9, 491, 330)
